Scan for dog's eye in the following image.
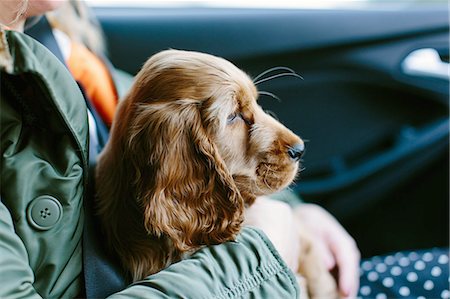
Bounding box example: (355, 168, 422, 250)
(227, 113, 240, 124)
(227, 113, 253, 126)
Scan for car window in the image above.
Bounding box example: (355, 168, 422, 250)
(88, 0, 447, 9)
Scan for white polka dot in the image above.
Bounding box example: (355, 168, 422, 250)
(367, 271, 379, 282)
(382, 277, 394, 288)
(408, 251, 419, 260)
(438, 254, 449, 265)
(414, 260, 426, 271)
(399, 257, 410, 267)
(423, 252, 434, 262)
(431, 266, 442, 277)
(441, 289, 450, 299)
(372, 255, 382, 263)
(399, 286, 410, 297)
(361, 261, 373, 271)
(390, 266, 402, 276)
(418, 296, 426, 299)
(406, 272, 418, 282)
(376, 293, 387, 299)
(424, 280, 434, 290)
(384, 255, 395, 265)
(375, 263, 387, 273)
(395, 252, 404, 259)
(360, 286, 371, 296)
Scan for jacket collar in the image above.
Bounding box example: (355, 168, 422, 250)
(0, 27, 13, 72)
(0, 28, 89, 172)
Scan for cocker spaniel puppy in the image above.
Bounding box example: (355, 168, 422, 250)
(96, 49, 337, 298)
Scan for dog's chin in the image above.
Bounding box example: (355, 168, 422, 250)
(234, 161, 299, 204)
(255, 161, 299, 193)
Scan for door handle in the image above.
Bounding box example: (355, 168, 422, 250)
(401, 48, 449, 80)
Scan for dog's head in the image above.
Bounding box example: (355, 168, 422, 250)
(127, 49, 303, 199)
(98, 49, 303, 264)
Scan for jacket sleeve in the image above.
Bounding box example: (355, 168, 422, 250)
(269, 189, 304, 208)
(0, 201, 42, 299)
(107, 227, 299, 299)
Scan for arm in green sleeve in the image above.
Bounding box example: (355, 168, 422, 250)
(0, 201, 42, 299)
(107, 227, 299, 299)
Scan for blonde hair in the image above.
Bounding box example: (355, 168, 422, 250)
(47, 0, 106, 55)
(1, 0, 29, 29)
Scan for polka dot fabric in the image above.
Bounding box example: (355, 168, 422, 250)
(359, 248, 449, 299)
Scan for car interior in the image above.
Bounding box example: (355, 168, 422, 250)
(92, 1, 449, 259)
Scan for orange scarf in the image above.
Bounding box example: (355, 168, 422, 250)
(67, 42, 117, 126)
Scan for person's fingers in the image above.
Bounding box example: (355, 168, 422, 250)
(329, 234, 360, 297)
(315, 237, 336, 270)
(294, 203, 361, 297)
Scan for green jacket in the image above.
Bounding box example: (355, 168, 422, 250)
(0, 29, 299, 298)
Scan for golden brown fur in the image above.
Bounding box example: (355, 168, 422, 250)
(95, 49, 304, 281)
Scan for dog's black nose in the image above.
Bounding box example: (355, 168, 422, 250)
(287, 143, 305, 161)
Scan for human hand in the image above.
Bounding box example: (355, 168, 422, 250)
(294, 203, 361, 298)
(244, 196, 301, 272)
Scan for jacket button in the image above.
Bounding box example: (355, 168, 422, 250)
(27, 195, 63, 230)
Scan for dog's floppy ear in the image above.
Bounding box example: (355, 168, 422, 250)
(127, 100, 244, 252)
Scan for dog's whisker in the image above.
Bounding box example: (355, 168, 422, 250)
(262, 177, 272, 191)
(264, 110, 279, 121)
(258, 91, 281, 102)
(261, 165, 277, 192)
(286, 185, 299, 194)
(260, 166, 271, 188)
(254, 72, 304, 85)
(252, 66, 298, 82)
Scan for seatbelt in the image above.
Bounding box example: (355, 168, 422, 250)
(25, 16, 128, 298)
(25, 16, 66, 64)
